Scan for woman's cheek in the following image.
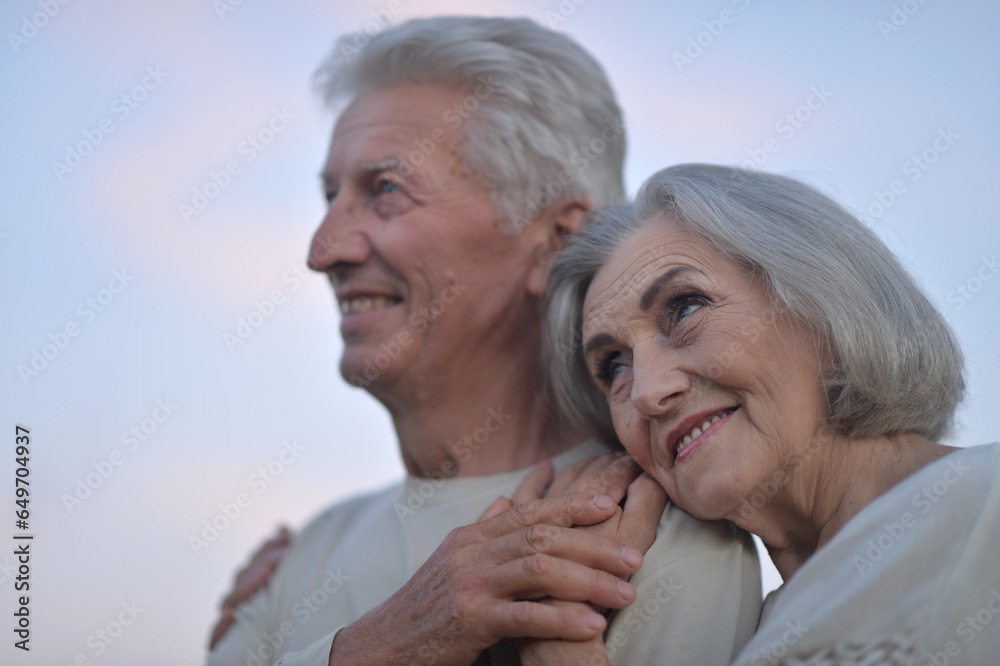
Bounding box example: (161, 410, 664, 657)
(618, 413, 655, 469)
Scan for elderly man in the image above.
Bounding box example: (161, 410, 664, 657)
(207, 16, 761, 666)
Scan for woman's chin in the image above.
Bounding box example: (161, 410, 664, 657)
(673, 483, 743, 521)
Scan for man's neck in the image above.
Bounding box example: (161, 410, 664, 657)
(379, 338, 584, 478)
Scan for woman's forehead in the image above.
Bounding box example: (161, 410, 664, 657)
(584, 222, 716, 314)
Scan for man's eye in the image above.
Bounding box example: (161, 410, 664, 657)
(375, 178, 401, 195)
(324, 190, 337, 204)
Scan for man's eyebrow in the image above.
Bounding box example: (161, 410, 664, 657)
(320, 159, 410, 187)
(583, 332, 615, 358)
(639, 266, 693, 311)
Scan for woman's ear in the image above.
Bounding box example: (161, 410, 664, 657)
(526, 197, 592, 298)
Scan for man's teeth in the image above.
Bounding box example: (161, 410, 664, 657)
(340, 296, 394, 315)
(676, 411, 730, 453)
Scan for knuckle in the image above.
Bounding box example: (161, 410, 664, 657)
(509, 602, 534, 630)
(522, 524, 558, 554)
(442, 528, 464, 549)
(450, 591, 473, 620)
(567, 493, 589, 515)
(524, 553, 550, 579)
(591, 569, 610, 594)
(512, 500, 540, 525)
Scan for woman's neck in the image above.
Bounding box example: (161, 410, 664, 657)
(733, 431, 957, 581)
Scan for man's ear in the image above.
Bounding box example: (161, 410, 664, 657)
(526, 196, 592, 298)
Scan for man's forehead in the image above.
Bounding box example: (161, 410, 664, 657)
(332, 85, 465, 144)
(323, 85, 467, 179)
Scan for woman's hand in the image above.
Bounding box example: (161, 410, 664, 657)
(209, 526, 292, 649)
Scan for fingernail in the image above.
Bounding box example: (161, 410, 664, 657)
(617, 580, 636, 601)
(621, 545, 642, 568)
(585, 613, 606, 631)
(593, 494, 614, 509)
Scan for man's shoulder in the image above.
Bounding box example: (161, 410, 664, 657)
(643, 501, 755, 571)
(295, 479, 405, 544)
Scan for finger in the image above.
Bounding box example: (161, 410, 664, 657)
(208, 607, 234, 649)
(576, 452, 619, 478)
(224, 535, 291, 607)
(618, 473, 668, 552)
(553, 451, 642, 502)
(486, 554, 637, 609)
(254, 526, 291, 560)
(565, 452, 641, 503)
(483, 600, 607, 641)
(485, 523, 641, 576)
(479, 496, 514, 521)
(509, 459, 554, 506)
(546, 455, 602, 497)
(477, 493, 618, 540)
(271, 526, 292, 546)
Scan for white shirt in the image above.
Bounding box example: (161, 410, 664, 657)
(207, 440, 762, 665)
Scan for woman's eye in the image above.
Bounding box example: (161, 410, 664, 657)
(667, 293, 708, 324)
(595, 352, 627, 384)
(678, 303, 703, 319)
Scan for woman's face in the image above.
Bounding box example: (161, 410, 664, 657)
(581, 217, 830, 520)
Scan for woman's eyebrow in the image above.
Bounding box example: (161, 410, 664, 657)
(583, 332, 615, 357)
(639, 266, 694, 311)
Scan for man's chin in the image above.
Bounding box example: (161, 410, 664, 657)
(339, 347, 401, 390)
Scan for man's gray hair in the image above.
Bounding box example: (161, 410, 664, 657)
(315, 16, 626, 232)
(548, 164, 965, 445)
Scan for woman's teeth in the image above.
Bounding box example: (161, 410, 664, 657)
(341, 296, 393, 315)
(676, 410, 731, 454)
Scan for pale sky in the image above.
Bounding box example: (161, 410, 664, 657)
(1, 1, 998, 664)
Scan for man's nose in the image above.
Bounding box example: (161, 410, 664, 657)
(308, 198, 372, 272)
(630, 346, 690, 420)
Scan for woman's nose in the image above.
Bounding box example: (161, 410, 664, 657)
(630, 347, 690, 420)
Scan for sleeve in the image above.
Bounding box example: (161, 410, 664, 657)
(274, 632, 340, 666)
(205, 584, 278, 666)
(204, 591, 346, 666)
(604, 510, 762, 665)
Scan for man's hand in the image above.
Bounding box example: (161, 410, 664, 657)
(516, 454, 668, 666)
(208, 526, 292, 649)
(327, 491, 643, 666)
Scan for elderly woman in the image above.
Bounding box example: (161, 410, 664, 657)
(548, 163, 1000, 664)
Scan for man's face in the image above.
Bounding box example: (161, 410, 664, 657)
(310, 84, 543, 393)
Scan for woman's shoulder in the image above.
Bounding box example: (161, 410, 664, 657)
(801, 442, 1000, 596)
(731, 443, 1000, 665)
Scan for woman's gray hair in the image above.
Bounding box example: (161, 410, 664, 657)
(314, 16, 626, 233)
(548, 163, 965, 445)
